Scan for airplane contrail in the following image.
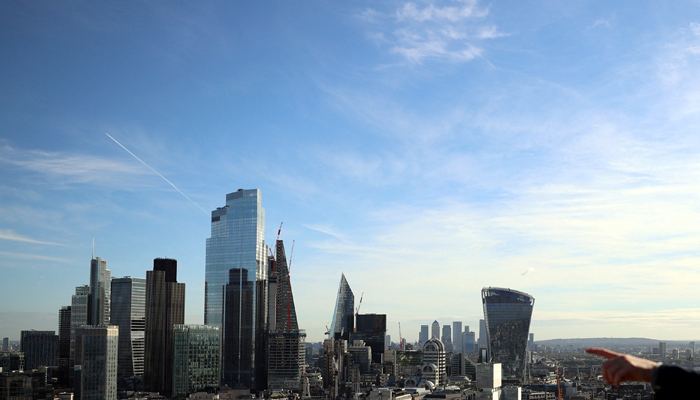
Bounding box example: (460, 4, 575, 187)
(105, 133, 208, 214)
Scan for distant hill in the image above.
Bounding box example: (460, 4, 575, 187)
(537, 338, 698, 349)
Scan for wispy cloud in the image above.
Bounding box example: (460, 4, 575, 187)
(303, 224, 347, 241)
(0, 229, 62, 246)
(360, 0, 501, 63)
(0, 144, 147, 185)
(0, 251, 72, 263)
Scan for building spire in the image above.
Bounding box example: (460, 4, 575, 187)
(92, 238, 94, 259)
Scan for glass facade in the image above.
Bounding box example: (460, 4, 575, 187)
(90, 257, 111, 327)
(481, 287, 535, 382)
(330, 273, 354, 338)
(172, 325, 220, 399)
(110, 277, 146, 380)
(206, 189, 268, 390)
(70, 285, 90, 384)
(205, 189, 267, 328)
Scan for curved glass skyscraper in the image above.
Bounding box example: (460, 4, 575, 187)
(481, 287, 534, 383)
(330, 273, 354, 338)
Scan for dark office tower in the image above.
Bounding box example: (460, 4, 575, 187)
(330, 273, 354, 339)
(352, 314, 387, 364)
(111, 277, 146, 382)
(223, 268, 255, 388)
(58, 306, 71, 384)
(419, 325, 429, 345)
(144, 258, 185, 397)
(20, 331, 58, 370)
(452, 322, 463, 353)
(481, 287, 535, 383)
(431, 320, 439, 340)
(90, 257, 111, 326)
(2, 338, 8, 351)
(70, 285, 91, 384)
(659, 342, 667, 362)
(266, 240, 305, 391)
(74, 326, 118, 400)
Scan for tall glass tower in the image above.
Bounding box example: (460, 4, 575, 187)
(481, 287, 535, 383)
(206, 189, 268, 389)
(90, 257, 111, 326)
(330, 273, 354, 338)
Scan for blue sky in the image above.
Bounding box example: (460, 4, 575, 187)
(2, 0, 700, 343)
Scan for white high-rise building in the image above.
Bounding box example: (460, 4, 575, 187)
(74, 326, 118, 400)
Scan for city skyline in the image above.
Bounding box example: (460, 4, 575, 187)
(3, 1, 700, 344)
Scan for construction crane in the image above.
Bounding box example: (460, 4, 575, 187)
(277, 222, 283, 242)
(355, 292, 364, 316)
(398, 322, 403, 350)
(288, 240, 295, 272)
(556, 361, 562, 400)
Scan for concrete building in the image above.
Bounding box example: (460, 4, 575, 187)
(144, 258, 185, 397)
(74, 326, 118, 400)
(172, 325, 221, 399)
(422, 338, 446, 386)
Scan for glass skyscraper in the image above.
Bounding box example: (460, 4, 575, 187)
(110, 277, 146, 381)
(481, 287, 535, 383)
(90, 257, 111, 327)
(205, 189, 267, 327)
(330, 273, 354, 338)
(206, 189, 268, 390)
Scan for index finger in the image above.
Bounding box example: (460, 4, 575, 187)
(586, 348, 622, 359)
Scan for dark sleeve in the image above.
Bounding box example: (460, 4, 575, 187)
(652, 364, 700, 399)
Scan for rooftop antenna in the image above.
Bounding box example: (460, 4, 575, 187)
(92, 238, 94, 259)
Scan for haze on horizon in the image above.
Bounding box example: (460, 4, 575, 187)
(2, 1, 700, 344)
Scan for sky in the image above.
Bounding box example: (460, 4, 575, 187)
(2, 0, 700, 344)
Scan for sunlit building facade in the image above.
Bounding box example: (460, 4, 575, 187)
(481, 287, 534, 383)
(90, 257, 111, 327)
(330, 274, 354, 338)
(208, 189, 269, 390)
(110, 277, 146, 380)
